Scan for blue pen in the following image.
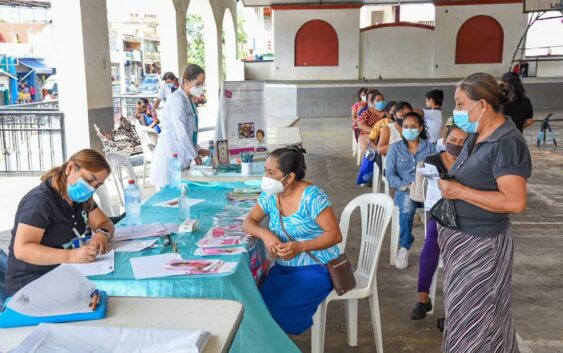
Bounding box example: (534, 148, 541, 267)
(72, 228, 85, 247)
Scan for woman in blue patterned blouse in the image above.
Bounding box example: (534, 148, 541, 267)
(243, 147, 342, 334)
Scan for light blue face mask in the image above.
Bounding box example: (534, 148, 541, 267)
(68, 177, 95, 203)
(166, 82, 174, 89)
(402, 128, 420, 141)
(375, 101, 386, 111)
(453, 101, 481, 134)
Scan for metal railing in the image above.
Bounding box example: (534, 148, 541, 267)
(0, 108, 66, 172)
(113, 94, 157, 125)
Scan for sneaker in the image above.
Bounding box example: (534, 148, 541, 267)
(411, 299, 433, 320)
(395, 247, 410, 269)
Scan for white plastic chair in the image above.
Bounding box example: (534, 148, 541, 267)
(372, 162, 381, 193)
(105, 151, 138, 208)
(352, 130, 357, 157)
(311, 193, 395, 353)
(93, 183, 122, 218)
(134, 121, 159, 188)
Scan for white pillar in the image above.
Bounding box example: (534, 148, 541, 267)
(51, 0, 113, 154)
(222, 8, 238, 81)
(158, 0, 189, 77)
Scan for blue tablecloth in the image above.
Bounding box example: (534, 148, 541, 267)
(91, 182, 300, 353)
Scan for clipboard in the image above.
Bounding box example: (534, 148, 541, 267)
(0, 290, 108, 329)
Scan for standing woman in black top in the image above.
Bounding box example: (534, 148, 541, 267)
(438, 73, 532, 353)
(501, 72, 534, 133)
(5, 149, 115, 295)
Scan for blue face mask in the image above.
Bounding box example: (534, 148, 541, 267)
(453, 101, 481, 134)
(375, 101, 386, 111)
(402, 128, 420, 141)
(166, 82, 174, 89)
(68, 177, 95, 203)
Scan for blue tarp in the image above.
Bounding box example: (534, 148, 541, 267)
(18, 58, 53, 75)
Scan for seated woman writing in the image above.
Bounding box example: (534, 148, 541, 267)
(243, 147, 342, 335)
(5, 149, 115, 295)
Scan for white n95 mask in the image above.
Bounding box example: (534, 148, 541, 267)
(261, 175, 287, 196)
(190, 86, 204, 97)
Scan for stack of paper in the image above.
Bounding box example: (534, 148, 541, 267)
(153, 198, 206, 208)
(111, 239, 158, 252)
(63, 250, 115, 276)
(10, 324, 211, 353)
(113, 223, 168, 241)
(130, 254, 237, 279)
(416, 163, 443, 211)
(6, 266, 96, 317)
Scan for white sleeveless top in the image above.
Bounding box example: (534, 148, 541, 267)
(388, 122, 402, 145)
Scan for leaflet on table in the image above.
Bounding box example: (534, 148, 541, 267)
(113, 223, 168, 241)
(130, 253, 238, 279)
(162, 259, 224, 274)
(111, 239, 159, 252)
(194, 247, 247, 256)
(196, 236, 245, 248)
(63, 250, 115, 276)
(10, 324, 211, 353)
(153, 198, 206, 208)
(207, 227, 246, 238)
(6, 266, 96, 317)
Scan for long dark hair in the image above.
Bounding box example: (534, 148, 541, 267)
(269, 146, 306, 181)
(402, 111, 428, 140)
(501, 72, 525, 101)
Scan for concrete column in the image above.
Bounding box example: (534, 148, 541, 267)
(51, 0, 113, 154)
(158, 0, 189, 77)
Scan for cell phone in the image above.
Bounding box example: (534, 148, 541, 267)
(162, 234, 172, 247)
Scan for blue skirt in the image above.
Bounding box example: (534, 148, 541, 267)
(260, 264, 333, 335)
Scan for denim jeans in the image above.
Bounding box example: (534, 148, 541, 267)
(394, 190, 424, 250)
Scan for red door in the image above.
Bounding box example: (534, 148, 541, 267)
(456, 15, 504, 64)
(295, 20, 339, 67)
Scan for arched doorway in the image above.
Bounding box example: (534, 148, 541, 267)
(222, 8, 237, 81)
(186, 0, 219, 142)
(455, 15, 504, 64)
(294, 20, 339, 67)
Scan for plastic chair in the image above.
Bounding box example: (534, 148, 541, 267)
(133, 121, 158, 188)
(352, 131, 357, 157)
(311, 193, 395, 353)
(372, 162, 381, 193)
(0, 249, 9, 305)
(105, 151, 138, 208)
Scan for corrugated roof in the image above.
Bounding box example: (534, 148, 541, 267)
(242, 0, 481, 6)
(0, 0, 50, 9)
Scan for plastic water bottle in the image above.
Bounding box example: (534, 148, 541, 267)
(205, 141, 215, 166)
(124, 180, 142, 226)
(178, 184, 191, 222)
(168, 153, 181, 189)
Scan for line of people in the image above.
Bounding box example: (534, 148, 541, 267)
(351, 72, 532, 353)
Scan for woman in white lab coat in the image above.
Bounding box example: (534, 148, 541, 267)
(150, 64, 209, 188)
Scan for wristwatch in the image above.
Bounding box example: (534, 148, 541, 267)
(94, 227, 112, 241)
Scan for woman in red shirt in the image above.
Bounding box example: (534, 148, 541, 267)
(358, 90, 386, 157)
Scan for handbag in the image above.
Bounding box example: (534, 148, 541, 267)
(409, 161, 426, 202)
(277, 198, 356, 296)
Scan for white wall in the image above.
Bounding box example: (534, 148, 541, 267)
(432, 3, 527, 78)
(536, 59, 563, 78)
(273, 8, 360, 81)
(360, 26, 434, 79)
(360, 5, 394, 28)
(245, 61, 274, 80)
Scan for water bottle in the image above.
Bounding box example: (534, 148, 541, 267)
(178, 184, 191, 222)
(124, 180, 142, 226)
(205, 141, 215, 166)
(168, 153, 181, 189)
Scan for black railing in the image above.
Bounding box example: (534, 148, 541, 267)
(0, 108, 66, 172)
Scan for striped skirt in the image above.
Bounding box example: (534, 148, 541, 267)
(438, 226, 519, 353)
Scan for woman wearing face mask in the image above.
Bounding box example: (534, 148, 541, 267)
(150, 64, 209, 188)
(5, 149, 114, 296)
(437, 73, 531, 353)
(351, 87, 367, 141)
(152, 71, 177, 122)
(358, 91, 386, 157)
(410, 124, 468, 320)
(377, 101, 413, 156)
(243, 147, 342, 335)
(386, 112, 436, 269)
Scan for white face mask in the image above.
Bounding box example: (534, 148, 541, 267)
(361, 95, 367, 102)
(190, 86, 204, 97)
(261, 175, 288, 196)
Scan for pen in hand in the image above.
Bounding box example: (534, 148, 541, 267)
(72, 228, 85, 247)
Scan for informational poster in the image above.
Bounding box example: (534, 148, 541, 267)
(217, 81, 267, 155)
